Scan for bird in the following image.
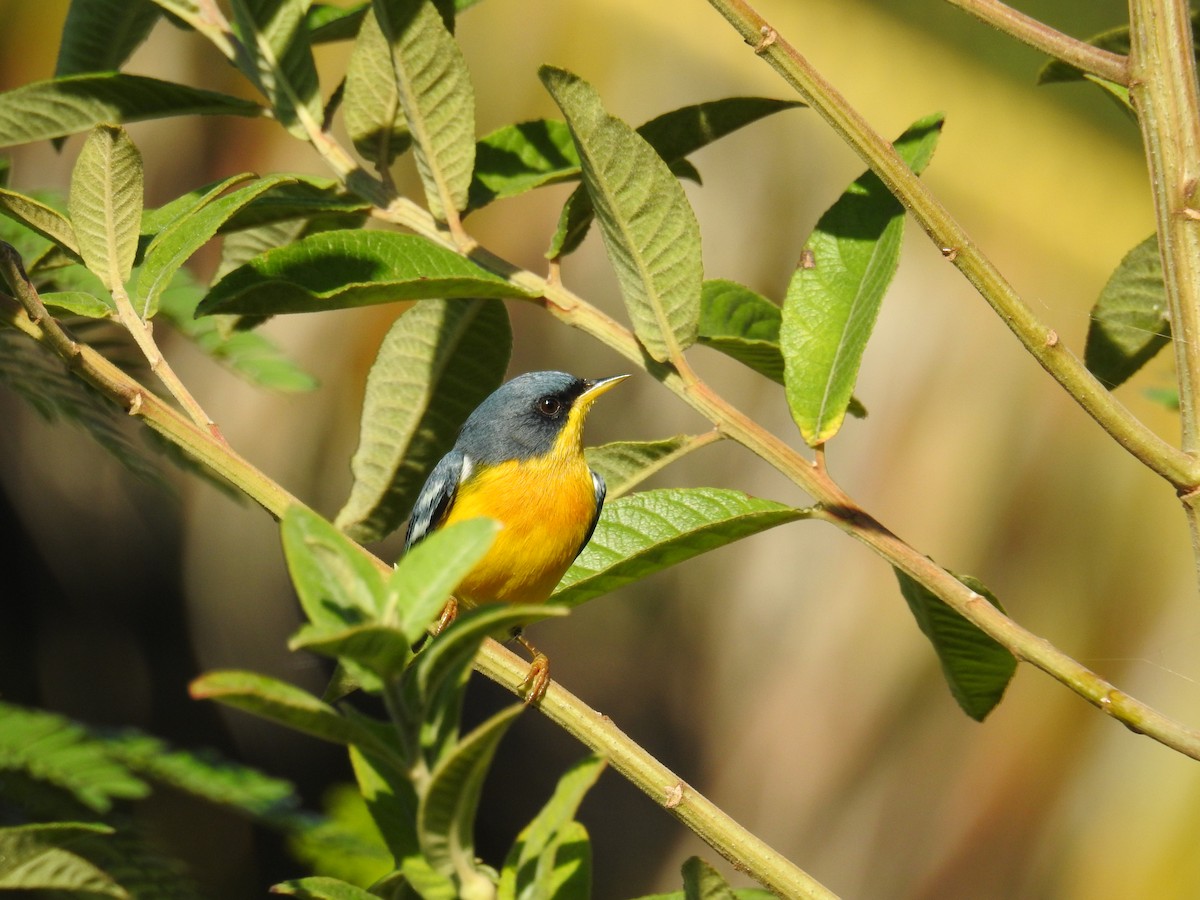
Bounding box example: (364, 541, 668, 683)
(404, 370, 629, 703)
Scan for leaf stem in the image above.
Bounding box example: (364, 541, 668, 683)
(110, 281, 225, 442)
(943, 0, 1129, 85)
(700, 0, 1199, 491)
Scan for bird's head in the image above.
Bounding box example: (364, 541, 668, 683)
(456, 371, 629, 465)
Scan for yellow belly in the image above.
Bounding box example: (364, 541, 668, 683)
(442, 455, 597, 606)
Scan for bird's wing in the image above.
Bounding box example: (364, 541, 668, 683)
(575, 469, 607, 559)
(404, 450, 471, 551)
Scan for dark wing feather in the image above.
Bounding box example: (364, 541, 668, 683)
(404, 450, 468, 551)
(575, 469, 607, 559)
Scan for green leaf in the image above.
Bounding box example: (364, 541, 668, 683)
(139, 173, 258, 237)
(271, 876, 381, 899)
(499, 755, 604, 900)
(157, 271, 319, 391)
(198, 230, 534, 316)
(468, 119, 580, 210)
(782, 113, 943, 446)
(282, 505, 385, 628)
(55, 0, 161, 77)
(374, 0, 476, 219)
(680, 856, 741, 900)
(697, 279, 784, 382)
(344, 7, 411, 166)
(552, 488, 807, 608)
(420, 705, 523, 884)
(0, 74, 263, 147)
(231, 0, 323, 139)
(386, 518, 501, 643)
(1084, 233, 1170, 388)
(0, 187, 81, 256)
(548, 97, 801, 258)
(894, 570, 1017, 721)
(307, 2, 370, 43)
(0, 823, 126, 897)
(41, 290, 112, 317)
(289, 621, 414, 679)
(190, 670, 398, 756)
(136, 174, 300, 317)
(541, 65, 702, 362)
(585, 435, 703, 499)
(349, 743, 421, 862)
(0, 701, 149, 812)
(217, 177, 371, 234)
(69, 125, 144, 291)
(335, 299, 512, 541)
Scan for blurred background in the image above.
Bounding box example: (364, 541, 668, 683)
(3, 0, 1199, 897)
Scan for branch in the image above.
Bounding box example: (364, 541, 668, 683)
(700, 0, 1198, 492)
(1127, 0, 1200, 574)
(944, 0, 1129, 85)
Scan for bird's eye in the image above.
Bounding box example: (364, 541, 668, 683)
(536, 396, 562, 418)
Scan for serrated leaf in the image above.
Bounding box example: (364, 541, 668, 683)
(697, 279, 784, 382)
(335, 299, 511, 541)
(0, 74, 263, 147)
(344, 7, 411, 166)
(42, 290, 112, 317)
(157, 271, 319, 391)
(282, 505, 386, 629)
(198, 230, 533, 316)
(55, 0, 161, 78)
(782, 113, 943, 446)
(218, 177, 371, 233)
(0, 823, 126, 897)
(136, 174, 299, 317)
(272, 876, 381, 899)
(680, 856, 738, 900)
(548, 97, 800, 258)
(551, 488, 807, 608)
(190, 670, 398, 758)
(289, 622, 414, 678)
(386, 518, 501, 643)
(374, 0, 476, 220)
(349, 743, 421, 861)
(585, 435, 703, 499)
(0, 187, 81, 256)
(541, 66, 701, 361)
(1084, 233, 1170, 388)
(140, 173, 259, 237)
(499, 755, 604, 900)
(0, 702, 149, 812)
(68, 124, 144, 290)
(307, 2, 370, 43)
(894, 570, 1017, 721)
(420, 704, 522, 884)
(231, 0, 323, 139)
(468, 119, 581, 210)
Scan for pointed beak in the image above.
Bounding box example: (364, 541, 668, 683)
(579, 374, 630, 406)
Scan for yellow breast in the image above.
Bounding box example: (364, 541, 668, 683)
(443, 452, 597, 606)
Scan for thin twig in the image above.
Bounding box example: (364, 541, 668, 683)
(944, 0, 1129, 85)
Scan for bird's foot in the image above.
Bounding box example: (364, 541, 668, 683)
(514, 633, 550, 705)
(432, 597, 458, 636)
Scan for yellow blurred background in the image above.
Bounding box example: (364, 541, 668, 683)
(3, 0, 1199, 897)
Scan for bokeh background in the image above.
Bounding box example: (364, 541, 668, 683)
(3, 0, 1200, 897)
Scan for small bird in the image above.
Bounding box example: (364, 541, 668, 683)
(404, 370, 629, 702)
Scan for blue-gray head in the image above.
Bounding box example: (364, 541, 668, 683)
(455, 371, 628, 465)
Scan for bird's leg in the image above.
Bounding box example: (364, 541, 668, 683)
(432, 597, 459, 636)
(513, 630, 550, 705)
